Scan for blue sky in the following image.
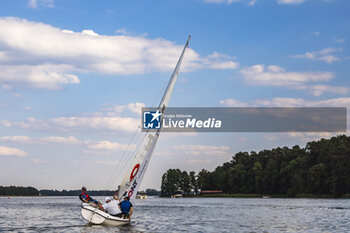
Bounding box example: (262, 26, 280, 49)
(0, 0, 349, 190)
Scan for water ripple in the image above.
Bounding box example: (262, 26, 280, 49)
(0, 197, 350, 232)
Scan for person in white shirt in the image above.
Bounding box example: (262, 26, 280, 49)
(102, 193, 120, 216)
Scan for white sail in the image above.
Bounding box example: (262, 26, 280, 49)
(118, 35, 191, 203)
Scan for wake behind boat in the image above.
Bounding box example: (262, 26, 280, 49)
(80, 35, 191, 226)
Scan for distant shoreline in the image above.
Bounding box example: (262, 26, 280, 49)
(2, 195, 350, 199)
(0, 195, 42, 197)
(0, 186, 161, 197)
(167, 193, 350, 199)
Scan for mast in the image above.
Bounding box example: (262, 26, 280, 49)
(158, 35, 191, 111)
(118, 35, 191, 203)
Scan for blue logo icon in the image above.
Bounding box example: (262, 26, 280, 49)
(143, 110, 162, 129)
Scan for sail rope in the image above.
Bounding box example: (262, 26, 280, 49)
(102, 79, 170, 194)
(102, 128, 140, 193)
(109, 131, 144, 188)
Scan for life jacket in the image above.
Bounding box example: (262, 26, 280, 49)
(120, 200, 131, 214)
(79, 193, 90, 202)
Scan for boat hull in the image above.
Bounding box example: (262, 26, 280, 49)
(81, 203, 129, 226)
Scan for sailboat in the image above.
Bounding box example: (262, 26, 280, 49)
(81, 35, 191, 226)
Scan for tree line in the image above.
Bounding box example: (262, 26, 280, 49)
(161, 135, 350, 197)
(39, 189, 116, 196)
(0, 186, 39, 196)
(161, 170, 198, 196)
(0, 187, 115, 196)
(1, 186, 160, 196)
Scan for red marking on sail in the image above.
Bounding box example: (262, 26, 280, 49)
(130, 163, 140, 182)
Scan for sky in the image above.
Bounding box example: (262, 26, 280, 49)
(0, 0, 349, 191)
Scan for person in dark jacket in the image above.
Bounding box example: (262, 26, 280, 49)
(79, 186, 104, 210)
(116, 196, 133, 219)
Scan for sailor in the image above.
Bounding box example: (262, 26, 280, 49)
(117, 196, 133, 219)
(79, 186, 104, 210)
(102, 193, 120, 216)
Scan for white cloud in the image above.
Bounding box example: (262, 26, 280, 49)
(86, 140, 135, 151)
(96, 160, 120, 165)
(201, 0, 260, 6)
(0, 146, 27, 157)
(103, 102, 145, 115)
(262, 132, 339, 143)
(81, 29, 99, 36)
(0, 135, 134, 155)
(334, 38, 345, 43)
(248, 0, 258, 6)
(28, 0, 38, 8)
(291, 47, 342, 64)
(0, 101, 146, 133)
(199, 52, 238, 70)
(172, 144, 230, 155)
(277, 0, 306, 4)
(40, 136, 81, 145)
(220, 97, 350, 108)
(0, 135, 81, 145)
(285, 132, 336, 142)
(262, 134, 278, 141)
(0, 116, 139, 133)
(219, 99, 247, 107)
(0, 136, 32, 143)
(28, 0, 54, 9)
(203, 0, 241, 3)
(0, 17, 237, 90)
(260, 97, 350, 108)
(160, 132, 198, 140)
(240, 65, 333, 86)
(40, 0, 55, 8)
(202, 0, 258, 5)
(186, 159, 211, 164)
(0, 65, 80, 90)
(32, 158, 48, 164)
(115, 28, 128, 35)
(237, 137, 247, 141)
(203, 0, 306, 4)
(300, 85, 348, 97)
(239, 64, 345, 96)
(50, 117, 138, 132)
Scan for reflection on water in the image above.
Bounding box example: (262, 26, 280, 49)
(0, 196, 349, 232)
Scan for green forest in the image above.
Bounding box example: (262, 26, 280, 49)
(161, 135, 350, 198)
(0, 186, 39, 196)
(0, 187, 160, 197)
(0, 187, 116, 196)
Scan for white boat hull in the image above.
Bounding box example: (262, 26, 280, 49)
(81, 203, 129, 226)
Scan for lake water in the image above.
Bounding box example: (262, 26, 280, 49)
(0, 196, 349, 232)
